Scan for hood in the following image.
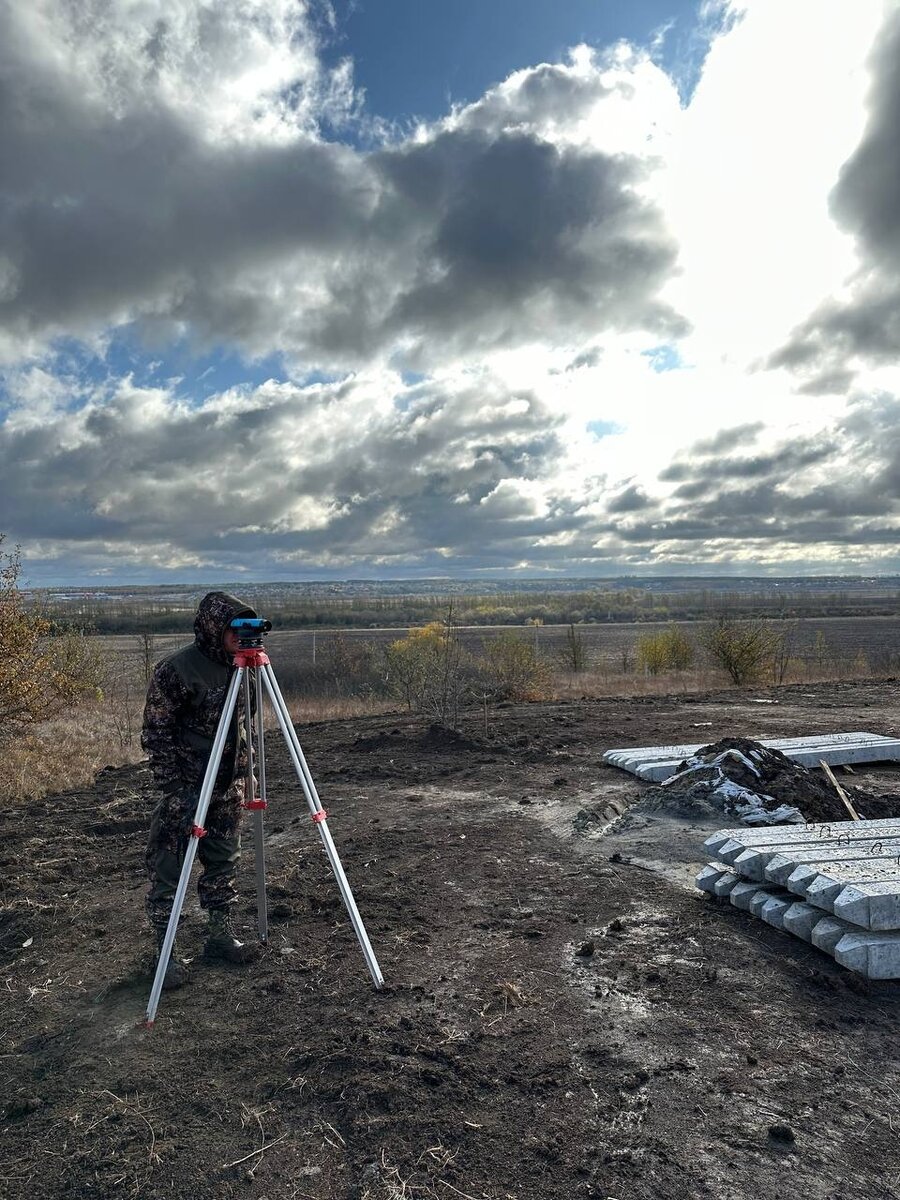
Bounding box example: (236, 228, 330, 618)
(193, 591, 257, 664)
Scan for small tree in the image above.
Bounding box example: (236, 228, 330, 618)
(383, 608, 466, 725)
(136, 628, 159, 686)
(0, 538, 102, 737)
(559, 623, 588, 673)
(702, 614, 778, 686)
(321, 632, 381, 697)
(636, 625, 694, 675)
(484, 632, 552, 701)
(771, 620, 798, 684)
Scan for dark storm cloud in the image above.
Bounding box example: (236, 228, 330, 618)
(373, 130, 686, 361)
(0, 372, 582, 571)
(0, 6, 686, 370)
(770, 8, 900, 388)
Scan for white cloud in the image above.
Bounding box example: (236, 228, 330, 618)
(662, 0, 884, 366)
(2, 0, 899, 580)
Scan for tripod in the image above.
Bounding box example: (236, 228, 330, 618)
(146, 621, 384, 1024)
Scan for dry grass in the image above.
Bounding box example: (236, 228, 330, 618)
(0, 690, 403, 802)
(2, 703, 144, 802)
(552, 667, 718, 699)
(284, 695, 402, 725)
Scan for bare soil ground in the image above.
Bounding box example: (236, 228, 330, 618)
(4, 679, 900, 1200)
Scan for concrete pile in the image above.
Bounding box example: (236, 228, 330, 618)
(614, 735, 878, 826)
(604, 732, 900, 783)
(697, 819, 900, 979)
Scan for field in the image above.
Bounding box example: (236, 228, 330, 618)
(4, 677, 900, 1199)
(103, 613, 900, 676)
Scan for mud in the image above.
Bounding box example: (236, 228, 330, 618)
(4, 679, 900, 1199)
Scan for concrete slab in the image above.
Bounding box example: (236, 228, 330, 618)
(811, 916, 853, 956)
(785, 860, 900, 910)
(695, 864, 724, 895)
(695, 864, 742, 898)
(759, 894, 795, 930)
(762, 841, 900, 886)
(713, 871, 740, 899)
(729, 880, 765, 912)
(605, 732, 900, 782)
(704, 819, 900, 930)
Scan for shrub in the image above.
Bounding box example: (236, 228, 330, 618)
(559, 623, 589, 673)
(0, 538, 102, 738)
(483, 632, 552, 701)
(636, 625, 694, 675)
(384, 615, 467, 725)
(701, 614, 778, 685)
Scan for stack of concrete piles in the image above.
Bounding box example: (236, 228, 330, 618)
(604, 732, 900, 783)
(697, 818, 900, 979)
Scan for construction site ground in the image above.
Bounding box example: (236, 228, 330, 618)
(4, 678, 900, 1200)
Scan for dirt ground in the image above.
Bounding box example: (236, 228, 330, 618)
(4, 678, 900, 1200)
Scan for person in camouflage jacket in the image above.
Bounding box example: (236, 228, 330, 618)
(142, 591, 260, 987)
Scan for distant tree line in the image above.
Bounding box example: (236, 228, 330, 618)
(34, 585, 900, 636)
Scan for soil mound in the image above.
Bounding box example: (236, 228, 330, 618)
(420, 724, 483, 752)
(640, 736, 878, 825)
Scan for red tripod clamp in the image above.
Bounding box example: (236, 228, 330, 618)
(311, 809, 328, 823)
(233, 648, 270, 668)
(243, 798, 268, 811)
(191, 824, 207, 839)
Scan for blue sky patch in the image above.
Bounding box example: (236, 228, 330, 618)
(324, 0, 706, 126)
(47, 330, 290, 404)
(587, 419, 623, 440)
(641, 345, 684, 373)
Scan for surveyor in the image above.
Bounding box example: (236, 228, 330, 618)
(142, 590, 260, 988)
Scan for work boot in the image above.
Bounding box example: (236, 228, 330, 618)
(204, 909, 258, 964)
(154, 927, 187, 990)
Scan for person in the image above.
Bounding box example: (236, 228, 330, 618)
(142, 590, 260, 988)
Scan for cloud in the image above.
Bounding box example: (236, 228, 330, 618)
(0, 368, 585, 574)
(0, 9, 685, 372)
(598, 391, 900, 556)
(3, 0, 900, 582)
(770, 6, 900, 389)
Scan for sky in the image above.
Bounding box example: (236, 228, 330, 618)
(1, 0, 899, 586)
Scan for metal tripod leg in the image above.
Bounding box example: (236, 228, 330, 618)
(145, 667, 244, 1025)
(260, 662, 384, 989)
(245, 668, 268, 943)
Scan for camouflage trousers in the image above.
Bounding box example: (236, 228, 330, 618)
(145, 782, 245, 929)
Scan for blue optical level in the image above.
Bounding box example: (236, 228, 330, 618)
(230, 616, 272, 646)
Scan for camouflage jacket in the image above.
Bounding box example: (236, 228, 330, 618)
(141, 591, 257, 796)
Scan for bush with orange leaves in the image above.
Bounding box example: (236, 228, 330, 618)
(0, 537, 102, 736)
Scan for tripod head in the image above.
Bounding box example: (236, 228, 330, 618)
(230, 616, 272, 649)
